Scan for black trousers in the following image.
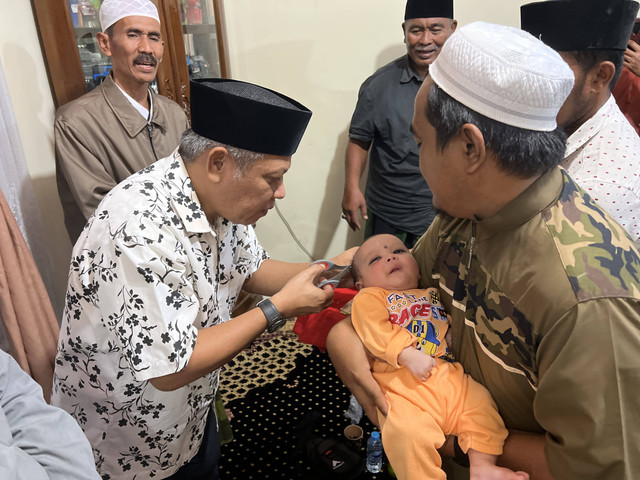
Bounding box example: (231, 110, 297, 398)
(364, 212, 421, 249)
(165, 408, 220, 480)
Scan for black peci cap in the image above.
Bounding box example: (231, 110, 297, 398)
(190, 78, 312, 157)
(521, 0, 639, 52)
(404, 0, 453, 21)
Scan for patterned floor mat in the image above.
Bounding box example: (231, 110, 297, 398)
(219, 328, 313, 404)
(217, 329, 395, 479)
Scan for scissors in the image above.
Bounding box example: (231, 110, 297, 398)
(311, 259, 351, 289)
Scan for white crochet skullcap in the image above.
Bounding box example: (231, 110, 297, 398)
(429, 21, 574, 131)
(99, 0, 160, 31)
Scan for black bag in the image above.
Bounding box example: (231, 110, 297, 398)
(294, 410, 365, 479)
(307, 436, 365, 479)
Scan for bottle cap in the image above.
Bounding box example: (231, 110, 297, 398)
(371, 431, 381, 439)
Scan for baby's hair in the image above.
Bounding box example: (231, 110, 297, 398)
(351, 234, 381, 285)
(350, 259, 361, 284)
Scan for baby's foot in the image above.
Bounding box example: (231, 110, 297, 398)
(470, 462, 529, 480)
(468, 449, 529, 480)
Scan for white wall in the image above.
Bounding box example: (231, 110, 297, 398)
(222, 0, 527, 262)
(1, 0, 528, 315)
(0, 0, 72, 317)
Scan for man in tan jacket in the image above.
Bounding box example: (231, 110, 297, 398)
(55, 0, 188, 243)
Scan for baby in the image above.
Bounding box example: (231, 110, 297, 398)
(350, 234, 528, 480)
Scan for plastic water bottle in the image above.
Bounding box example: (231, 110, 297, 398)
(366, 431, 383, 473)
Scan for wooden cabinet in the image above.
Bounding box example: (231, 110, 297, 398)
(31, 0, 229, 116)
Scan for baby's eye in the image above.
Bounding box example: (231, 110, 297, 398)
(394, 248, 407, 254)
(368, 256, 381, 266)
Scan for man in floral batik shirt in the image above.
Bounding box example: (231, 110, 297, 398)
(52, 78, 355, 480)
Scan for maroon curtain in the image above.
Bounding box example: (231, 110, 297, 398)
(0, 188, 59, 402)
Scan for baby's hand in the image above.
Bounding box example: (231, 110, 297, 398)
(398, 347, 436, 381)
(445, 328, 453, 351)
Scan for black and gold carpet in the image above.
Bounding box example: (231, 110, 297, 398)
(218, 327, 395, 479)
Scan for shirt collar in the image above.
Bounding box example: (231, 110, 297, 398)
(114, 80, 151, 120)
(101, 73, 168, 136)
(475, 166, 564, 241)
(565, 95, 616, 158)
(163, 149, 214, 235)
(400, 55, 424, 84)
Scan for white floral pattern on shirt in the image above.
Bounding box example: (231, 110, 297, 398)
(52, 149, 268, 480)
(563, 95, 640, 240)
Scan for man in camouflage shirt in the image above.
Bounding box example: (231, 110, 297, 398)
(327, 22, 640, 480)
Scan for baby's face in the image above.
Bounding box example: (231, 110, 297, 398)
(353, 234, 419, 291)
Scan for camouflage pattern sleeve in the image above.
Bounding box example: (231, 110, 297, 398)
(534, 297, 640, 479)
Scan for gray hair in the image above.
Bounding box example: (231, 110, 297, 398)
(425, 83, 567, 179)
(178, 128, 265, 175)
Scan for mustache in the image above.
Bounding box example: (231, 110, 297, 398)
(134, 53, 158, 66)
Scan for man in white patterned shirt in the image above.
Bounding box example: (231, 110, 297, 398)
(52, 79, 355, 480)
(522, 0, 640, 241)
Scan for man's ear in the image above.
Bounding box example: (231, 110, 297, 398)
(401, 22, 407, 43)
(590, 61, 616, 92)
(204, 146, 232, 183)
(96, 32, 112, 57)
(450, 19, 458, 33)
(355, 280, 364, 290)
(459, 123, 486, 175)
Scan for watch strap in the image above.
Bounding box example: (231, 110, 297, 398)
(257, 298, 284, 332)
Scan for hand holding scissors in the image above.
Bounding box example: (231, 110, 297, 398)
(311, 259, 352, 289)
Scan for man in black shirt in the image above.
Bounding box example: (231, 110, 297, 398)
(341, 0, 457, 248)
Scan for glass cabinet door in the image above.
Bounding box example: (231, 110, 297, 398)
(179, 0, 222, 79)
(68, 0, 111, 92)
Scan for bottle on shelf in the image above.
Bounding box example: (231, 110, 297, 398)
(185, 0, 203, 25)
(78, 0, 99, 28)
(68, 0, 80, 28)
(366, 431, 383, 474)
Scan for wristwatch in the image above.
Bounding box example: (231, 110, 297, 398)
(257, 298, 286, 333)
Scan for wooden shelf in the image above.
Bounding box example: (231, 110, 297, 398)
(182, 23, 216, 35)
(74, 26, 100, 37)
